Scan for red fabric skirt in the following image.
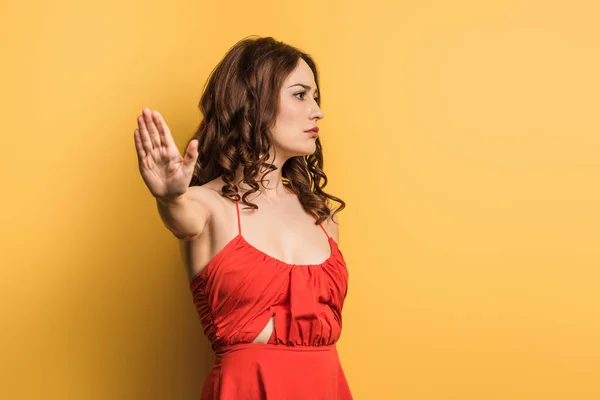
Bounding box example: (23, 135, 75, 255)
(200, 343, 353, 399)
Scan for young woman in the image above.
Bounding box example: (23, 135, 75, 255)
(133, 35, 351, 399)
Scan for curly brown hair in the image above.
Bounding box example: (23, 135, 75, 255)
(187, 35, 345, 226)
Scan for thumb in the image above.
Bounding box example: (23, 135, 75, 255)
(182, 139, 199, 174)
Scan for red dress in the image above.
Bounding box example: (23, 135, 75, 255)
(189, 190, 352, 399)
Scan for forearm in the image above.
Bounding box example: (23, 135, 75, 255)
(156, 192, 205, 240)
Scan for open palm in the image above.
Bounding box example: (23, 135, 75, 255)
(133, 108, 198, 200)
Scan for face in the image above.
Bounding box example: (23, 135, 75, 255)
(270, 58, 324, 162)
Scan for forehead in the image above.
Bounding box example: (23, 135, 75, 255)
(283, 58, 317, 88)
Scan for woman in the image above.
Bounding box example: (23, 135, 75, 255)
(133, 36, 351, 399)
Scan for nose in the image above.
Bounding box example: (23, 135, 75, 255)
(311, 100, 324, 121)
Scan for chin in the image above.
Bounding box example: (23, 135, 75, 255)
(280, 141, 317, 158)
(300, 143, 317, 156)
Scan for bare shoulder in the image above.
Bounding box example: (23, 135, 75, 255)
(185, 185, 216, 216)
(186, 177, 232, 220)
(323, 204, 340, 245)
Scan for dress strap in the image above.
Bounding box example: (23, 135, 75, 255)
(284, 186, 331, 240)
(234, 198, 242, 235)
(317, 220, 331, 239)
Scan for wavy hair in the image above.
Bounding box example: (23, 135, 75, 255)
(187, 35, 345, 225)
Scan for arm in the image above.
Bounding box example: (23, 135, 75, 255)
(156, 186, 211, 241)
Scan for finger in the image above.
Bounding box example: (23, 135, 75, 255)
(152, 111, 177, 149)
(137, 115, 155, 154)
(143, 108, 162, 149)
(183, 139, 199, 174)
(133, 128, 146, 162)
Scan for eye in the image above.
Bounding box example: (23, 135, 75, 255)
(295, 91, 319, 102)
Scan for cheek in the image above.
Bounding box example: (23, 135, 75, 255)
(279, 103, 296, 121)
(276, 104, 301, 130)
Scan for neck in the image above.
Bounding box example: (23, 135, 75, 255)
(233, 165, 288, 200)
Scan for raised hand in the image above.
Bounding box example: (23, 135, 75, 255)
(133, 108, 199, 200)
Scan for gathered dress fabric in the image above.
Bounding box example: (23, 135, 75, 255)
(189, 190, 352, 399)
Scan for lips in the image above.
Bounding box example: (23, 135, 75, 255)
(305, 127, 319, 133)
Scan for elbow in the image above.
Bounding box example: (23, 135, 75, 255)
(173, 231, 201, 241)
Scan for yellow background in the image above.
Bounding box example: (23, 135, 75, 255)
(2, 0, 599, 399)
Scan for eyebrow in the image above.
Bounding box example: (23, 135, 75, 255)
(287, 83, 319, 95)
